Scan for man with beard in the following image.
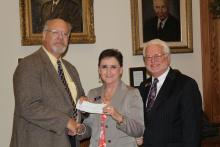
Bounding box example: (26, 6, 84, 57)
(10, 18, 85, 147)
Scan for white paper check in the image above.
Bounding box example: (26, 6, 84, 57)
(76, 101, 106, 114)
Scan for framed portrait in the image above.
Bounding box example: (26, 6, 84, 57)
(129, 67, 148, 87)
(130, 0, 193, 55)
(19, 0, 95, 45)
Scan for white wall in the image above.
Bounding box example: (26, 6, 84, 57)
(0, 0, 202, 146)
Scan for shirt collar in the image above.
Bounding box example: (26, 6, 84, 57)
(42, 46, 61, 71)
(158, 17, 168, 28)
(152, 67, 170, 83)
(53, 0, 60, 5)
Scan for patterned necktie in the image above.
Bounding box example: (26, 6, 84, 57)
(146, 78, 159, 112)
(57, 60, 77, 118)
(98, 114, 107, 147)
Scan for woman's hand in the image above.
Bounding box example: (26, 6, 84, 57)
(103, 105, 123, 124)
(79, 96, 94, 103)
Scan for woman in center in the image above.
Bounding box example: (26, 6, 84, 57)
(81, 49, 144, 147)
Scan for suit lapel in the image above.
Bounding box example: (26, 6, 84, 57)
(111, 81, 127, 109)
(150, 69, 176, 113)
(106, 81, 127, 122)
(53, 0, 66, 15)
(38, 48, 71, 105)
(142, 78, 152, 105)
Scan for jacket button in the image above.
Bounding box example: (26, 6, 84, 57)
(108, 140, 111, 143)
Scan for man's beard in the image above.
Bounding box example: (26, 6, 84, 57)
(52, 45, 67, 54)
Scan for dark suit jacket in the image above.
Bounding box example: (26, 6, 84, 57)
(41, 0, 82, 32)
(138, 68, 202, 147)
(143, 15, 180, 42)
(10, 48, 84, 147)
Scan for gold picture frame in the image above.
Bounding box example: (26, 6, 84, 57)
(19, 0, 95, 45)
(130, 0, 193, 55)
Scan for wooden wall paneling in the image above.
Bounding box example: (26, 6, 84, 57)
(200, 0, 213, 121)
(212, 19, 220, 122)
(200, 0, 220, 123)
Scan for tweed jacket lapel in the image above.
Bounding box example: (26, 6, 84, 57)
(62, 59, 86, 122)
(38, 48, 71, 105)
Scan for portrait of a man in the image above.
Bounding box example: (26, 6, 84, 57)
(142, 0, 180, 42)
(31, 0, 82, 33)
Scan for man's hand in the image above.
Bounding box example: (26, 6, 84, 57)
(67, 119, 86, 136)
(76, 123, 86, 135)
(67, 118, 78, 135)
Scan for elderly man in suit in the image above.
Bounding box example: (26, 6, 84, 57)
(40, 0, 82, 32)
(137, 39, 202, 147)
(143, 0, 180, 42)
(10, 18, 84, 147)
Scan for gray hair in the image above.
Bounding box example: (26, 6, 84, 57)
(143, 39, 170, 57)
(43, 18, 72, 33)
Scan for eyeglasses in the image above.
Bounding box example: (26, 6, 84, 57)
(99, 65, 121, 70)
(44, 29, 70, 38)
(145, 54, 167, 62)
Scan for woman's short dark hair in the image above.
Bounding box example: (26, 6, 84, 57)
(98, 49, 123, 67)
